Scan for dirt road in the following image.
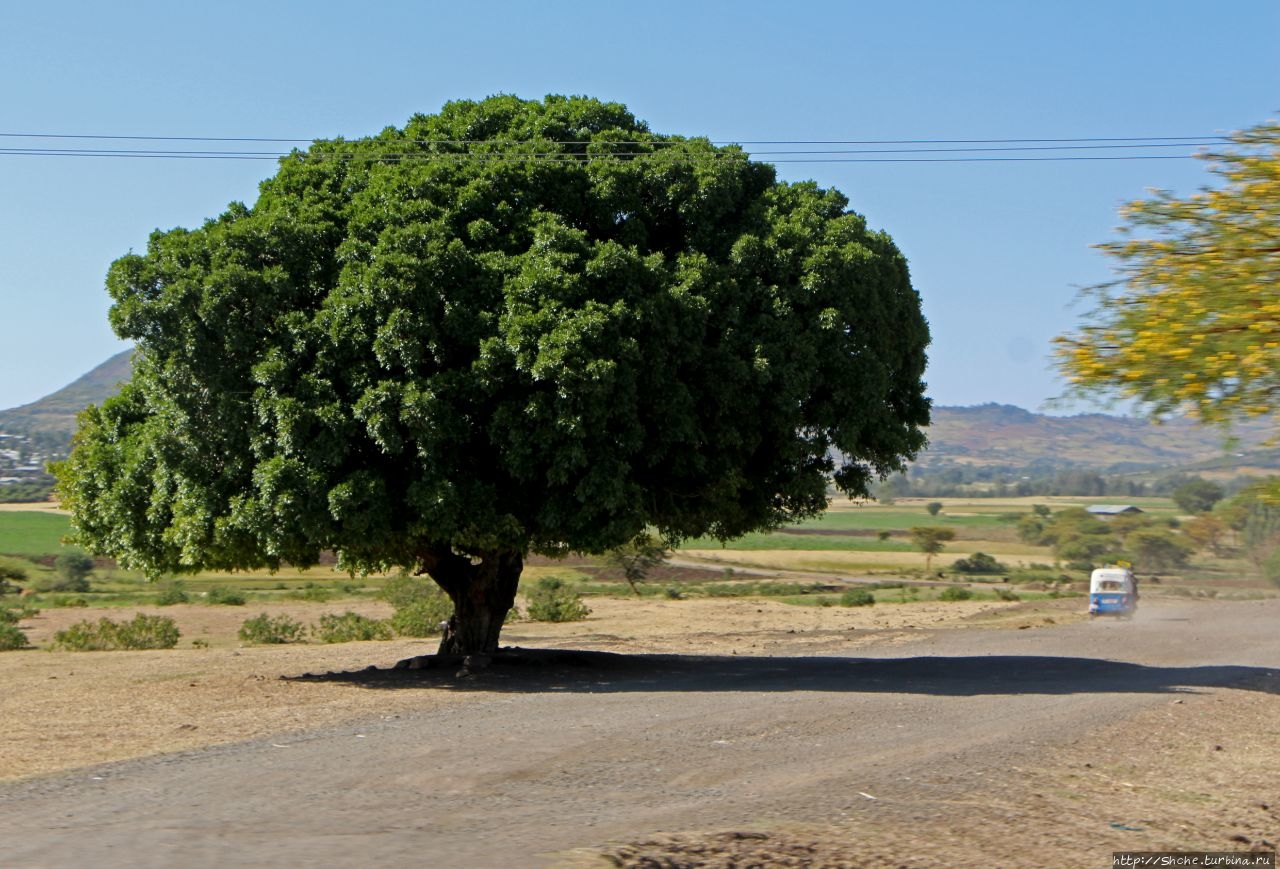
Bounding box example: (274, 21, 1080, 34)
(2, 598, 1277, 868)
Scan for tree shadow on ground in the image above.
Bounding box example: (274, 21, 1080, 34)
(286, 648, 1280, 698)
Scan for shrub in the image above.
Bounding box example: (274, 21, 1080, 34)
(312, 611, 393, 643)
(926, 501, 943, 516)
(0, 623, 28, 650)
(938, 586, 974, 602)
(663, 585, 685, 600)
(379, 574, 454, 636)
(993, 587, 1021, 602)
(47, 595, 89, 608)
(839, 587, 875, 607)
(379, 572, 440, 608)
(155, 582, 190, 606)
(33, 572, 91, 594)
(0, 559, 28, 593)
(204, 585, 247, 606)
(951, 552, 1008, 575)
(51, 614, 180, 651)
(238, 613, 307, 645)
(54, 551, 95, 587)
(525, 577, 591, 623)
(286, 582, 333, 602)
(390, 599, 452, 637)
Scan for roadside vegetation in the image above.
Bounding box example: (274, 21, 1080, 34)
(2, 489, 1277, 652)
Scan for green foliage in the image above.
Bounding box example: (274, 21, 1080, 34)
(379, 571, 454, 636)
(52, 94, 929, 655)
(908, 526, 956, 569)
(312, 611, 393, 643)
(390, 598, 455, 637)
(1125, 528, 1194, 572)
(603, 532, 671, 593)
(54, 551, 95, 586)
(926, 502, 943, 516)
(993, 587, 1021, 602)
(1017, 513, 1049, 545)
(0, 623, 29, 650)
(238, 613, 307, 645)
(1030, 507, 1121, 569)
(525, 577, 591, 623)
(203, 585, 246, 606)
(51, 613, 180, 651)
(951, 552, 1007, 574)
(285, 582, 332, 602)
(839, 587, 875, 607)
(938, 586, 974, 602)
(1172, 477, 1226, 514)
(154, 581, 189, 605)
(32, 573, 90, 594)
(379, 573, 440, 608)
(0, 559, 28, 586)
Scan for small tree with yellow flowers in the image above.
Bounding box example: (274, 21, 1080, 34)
(1055, 120, 1280, 426)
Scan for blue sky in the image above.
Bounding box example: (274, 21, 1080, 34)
(1, 1, 1276, 412)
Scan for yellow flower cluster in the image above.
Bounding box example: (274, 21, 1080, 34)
(1054, 120, 1280, 425)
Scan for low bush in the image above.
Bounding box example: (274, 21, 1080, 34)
(0, 558, 29, 592)
(286, 582, 333, 602)
(839, 588, 875, 607)
(51, 614, 180, 651)
(993, 587, 1021, 602)
(951, 552, 1008, 575)
(204, 586, 247, 606)
(938, 586, 974, 602)
(525, 577, 591, 623)
(312, 611, 393, 643)
(238, 613, 307, 645)
(154, 582, 190, 606)
(1, 604, 36, 624)
(0, 623, 28, 650)
(45, 595, 89, 608)
(379, 573, 439, 608)
(390, 598, 454, 637)
(32, 573, 91, 594)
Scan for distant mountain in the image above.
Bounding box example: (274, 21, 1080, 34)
(917, 403, 1276, 473)
(2, 354, 1276, 479)
(0, 350, 134, 437)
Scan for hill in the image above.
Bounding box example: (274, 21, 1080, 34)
(0, 349, 134, 438)
(3, 354, 1278, 502)
(0, 350, 134, 498)
(919, 403, 1275, 472)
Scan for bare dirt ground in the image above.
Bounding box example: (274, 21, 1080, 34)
(2, 594, 1278, 868)
(2, 597, 1024, 781)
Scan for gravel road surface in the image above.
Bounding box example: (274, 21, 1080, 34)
(2, 599, 1277, 868)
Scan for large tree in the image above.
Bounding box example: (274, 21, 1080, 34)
(1055, 120, 1280, 425)
(55, 95, 930, 656)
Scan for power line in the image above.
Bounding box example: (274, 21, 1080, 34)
(0, 131, 1235, 164)
(0, 131, 1234, 145)
(0, 149, 1214, 164)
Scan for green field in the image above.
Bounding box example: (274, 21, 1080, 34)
(0, 511, 73, 557)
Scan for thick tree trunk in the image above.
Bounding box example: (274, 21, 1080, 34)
(417, 545, 522, 657)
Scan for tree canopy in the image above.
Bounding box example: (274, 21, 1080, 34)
(1055, 120, 1280, 426)
(54, 95, 931, 655)
(1171, 476, 1225, 515)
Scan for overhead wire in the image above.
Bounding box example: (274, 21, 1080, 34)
(0, 131, 1236, 164)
